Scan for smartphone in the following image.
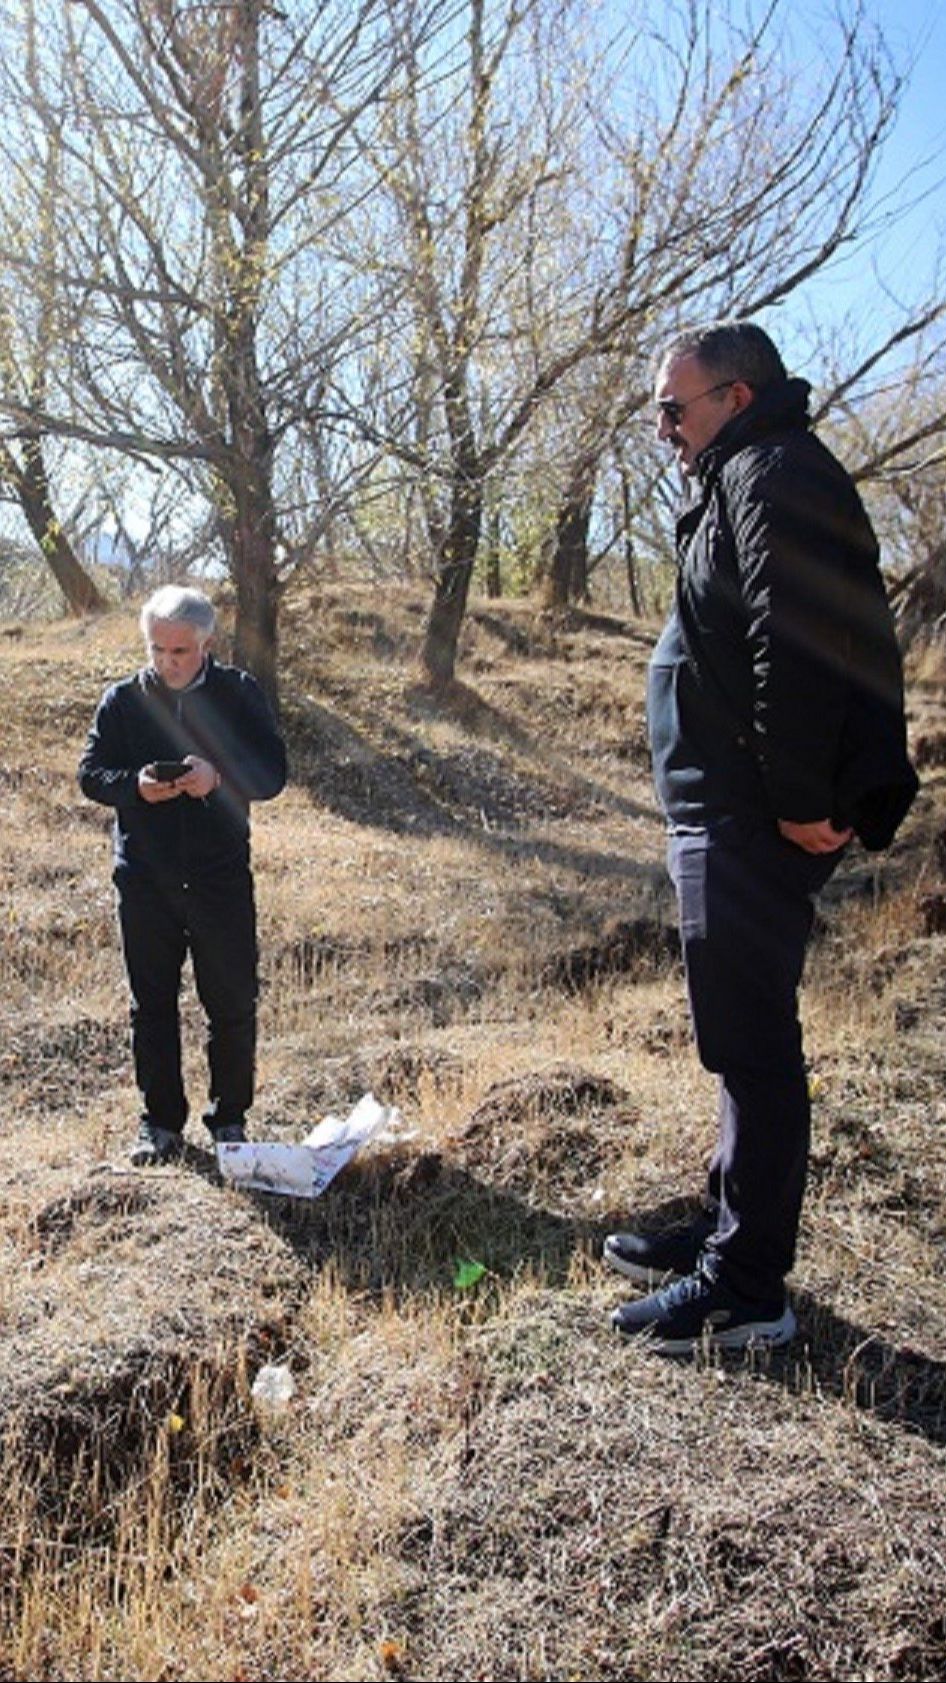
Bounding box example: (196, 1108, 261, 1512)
(150, 760, 190, 782)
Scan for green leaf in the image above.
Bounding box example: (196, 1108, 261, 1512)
(453, 1259, 487, 1290)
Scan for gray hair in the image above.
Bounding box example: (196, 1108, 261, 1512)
(140, 585, 216, 640)
(657, 321, 787, 391)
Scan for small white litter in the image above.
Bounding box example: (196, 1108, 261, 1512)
(251, 1363, 295, 1414)
(216, 1091, 403, 1199)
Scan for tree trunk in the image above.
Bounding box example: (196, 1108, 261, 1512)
(888, 539, 946, 650)
(484, 503, 501, 598)
(2, 437, 106, 613)
(222, 458, 281, 712)
(544, 487, 593, 608)
(208, 0, 281, 710)
(620, 463, 643, 616)
(232, 535, 280, 711)
(420, 471, 482, 685)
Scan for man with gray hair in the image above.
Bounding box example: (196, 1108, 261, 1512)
(603, 321, 916, 1353)
(79, 584, 287, 1165)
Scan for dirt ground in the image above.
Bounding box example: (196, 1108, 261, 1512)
(0, 585, 944, 1681)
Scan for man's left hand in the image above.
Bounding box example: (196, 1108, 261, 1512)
(178, 756, 220, 798)
(778, 817, 852, 854)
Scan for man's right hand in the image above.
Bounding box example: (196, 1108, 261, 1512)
(138, 766, 186, 803)
(777, 817, 852, 854)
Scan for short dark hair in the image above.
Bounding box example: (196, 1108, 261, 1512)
(657, 321, 787, 390)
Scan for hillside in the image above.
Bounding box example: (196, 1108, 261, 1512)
(0, 583, 945, 1682)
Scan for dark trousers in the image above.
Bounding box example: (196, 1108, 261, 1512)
(116, 867, 258, 1136)
(668, 816, 841, 1301)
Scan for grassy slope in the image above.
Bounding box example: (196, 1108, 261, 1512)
(0, 584, 944, 1682)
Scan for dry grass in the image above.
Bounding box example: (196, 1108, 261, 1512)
(0, 584, 944, 1680)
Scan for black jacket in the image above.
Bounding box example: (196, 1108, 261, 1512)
(78, 657, 287, 878)
(647, 377, 917, 845)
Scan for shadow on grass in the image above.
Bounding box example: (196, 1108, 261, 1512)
(284, 687, 656, 846)
(782, 1291, 946, 1446)
(595, 1194, 946, 1447)
(220, 1146, 595, 1299)
(199, 1160, 946, 1448)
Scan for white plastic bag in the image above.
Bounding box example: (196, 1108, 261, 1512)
(251, 1363, 295, 1414)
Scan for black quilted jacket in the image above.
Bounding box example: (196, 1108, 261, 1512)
(647, 377, 915, 841)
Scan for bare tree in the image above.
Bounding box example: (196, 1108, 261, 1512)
(0, 0, 438, 702)
(333, 0, 917, 681)
(810, 305, 946, 646)
(0, 128, 105, 613)
(0, 0, 937, 700)
(533, 0, 917, 612)
(340, 0, 639, 682)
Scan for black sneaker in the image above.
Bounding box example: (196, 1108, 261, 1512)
(212, 1123, 247, 1146)
(602, 1209, 717, 1285)
(128, 1123, 184, 1167)
(610, 1266, 796, 1354)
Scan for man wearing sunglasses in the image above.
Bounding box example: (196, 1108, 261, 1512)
(604, 320, 916, 1353)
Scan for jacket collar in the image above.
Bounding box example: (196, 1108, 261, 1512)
(694, 376, 813, 488)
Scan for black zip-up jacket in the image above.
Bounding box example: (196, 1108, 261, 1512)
(647, 377, 916, 842)
(78, 657, 287, 878)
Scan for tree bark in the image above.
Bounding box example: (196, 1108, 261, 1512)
(211, 0, 281, 709)
(420, 467, 482, 685)
(888, 540, 946, 650)
(483, 503, 501, 599)
(544, 491, 592, 607)
(620, 463, 643, 616)
(0, 437, 106, 613)
(544, 453, 596, 608)
(218, 440, 281, 710)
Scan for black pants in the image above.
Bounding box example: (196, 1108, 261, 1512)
(669, 816, 842, 1301)
(116, 867, 258, 1136)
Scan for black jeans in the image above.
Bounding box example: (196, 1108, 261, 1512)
(116, 866, 258, 1136)
(668, 816, 842, 1301)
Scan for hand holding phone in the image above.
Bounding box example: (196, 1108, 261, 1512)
(149, 760, 190, 782)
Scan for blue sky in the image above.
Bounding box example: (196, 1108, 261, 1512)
(864, 0, 946, 277)
(772, 0, 946, 356)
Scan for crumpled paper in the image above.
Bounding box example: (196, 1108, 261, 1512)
(217, 1092, 403, 1198)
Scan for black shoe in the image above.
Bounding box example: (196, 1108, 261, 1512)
(602, 1209, 717, 1285)
(129, 1123, 184, 1167)
(611, 1265, 796, 1354)
(212, 1123, 247, 1145)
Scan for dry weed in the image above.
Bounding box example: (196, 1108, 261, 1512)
(0, 587, 943, 1681)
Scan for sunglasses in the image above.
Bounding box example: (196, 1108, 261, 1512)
(656, 381, 734, 426)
